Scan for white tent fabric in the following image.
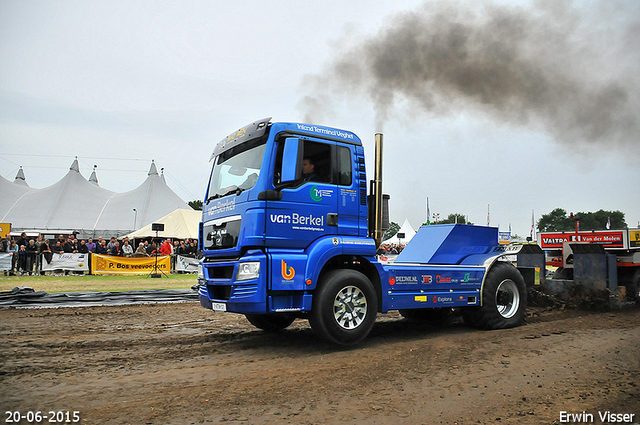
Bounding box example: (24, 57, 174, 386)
(0, 174, 34, 219)
(1, 159, 192, 238)
(124, 208, 201, 240)
(383, 218, 416, 245)
(92, 162, 190, 235)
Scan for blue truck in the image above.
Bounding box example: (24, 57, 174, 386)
(197, 117, 531, 345)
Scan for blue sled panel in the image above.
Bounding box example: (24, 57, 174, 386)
(387, 290, 480, 310)
(396, 224, 498, 265)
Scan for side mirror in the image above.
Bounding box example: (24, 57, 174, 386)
(281, 137, 302, 183)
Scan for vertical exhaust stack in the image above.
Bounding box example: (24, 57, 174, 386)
(370, 133, 386, 247)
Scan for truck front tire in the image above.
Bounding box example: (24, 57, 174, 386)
(463, 262, 527, 330)
(245, 314, 295, 332)
(310, 269, 378, 346)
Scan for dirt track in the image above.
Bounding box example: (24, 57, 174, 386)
(1, 303, 639, 425)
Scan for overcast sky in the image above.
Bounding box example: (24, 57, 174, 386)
(1, 0, 639, 237)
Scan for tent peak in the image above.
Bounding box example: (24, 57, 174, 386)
(148, 160, 159, 176)
(89, 165, 99, 185)
(14, 166, 29, 186)
(70, 157, 80, 172)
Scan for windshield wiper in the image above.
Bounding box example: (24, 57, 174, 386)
(206, 187, 245, 204)
(205, 194, 220, 204)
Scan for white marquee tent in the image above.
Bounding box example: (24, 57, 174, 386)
(1, 159, 192, 239)
(124, 208, 201, 240)
(383, 218, 417, 245)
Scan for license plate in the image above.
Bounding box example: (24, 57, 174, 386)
(212, 302, 227, 312)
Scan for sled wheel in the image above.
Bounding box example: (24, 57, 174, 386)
(309, 269, 377, 346)
(399, 308, 452, 324)
(245, 314, 295, 332)
(466, 262, 527, 330)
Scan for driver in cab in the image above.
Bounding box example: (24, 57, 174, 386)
(302, 157, 321, 182)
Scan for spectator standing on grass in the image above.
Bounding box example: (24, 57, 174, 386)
(121, 240, 133, 257)
(109, 240, 120, 256)
(25, 239, 37, 275)
(176, 240, 185, 256)
(62, 238, 74, 275)
(9, 241, 19, 275)
(194, 239, 201, 258)
(78, 240, 89, 254)
(39, 240, 52, 275)
(134, 242, 148, 257)
(107, 237, 117, 252)
(63, 238, 75, 253)
(181, 240, 192, 257)
(5, 239, 18, 276)
(160, 238, 172, 255)
(86, 238, 96, 253)
(34, 235, 45, 274)
(53, 240, 64, 254)
(17, 232, 27, 249)
(18, 245, 27, 275)
(95, 240, 108, 255)
(0, 234, 10, 253)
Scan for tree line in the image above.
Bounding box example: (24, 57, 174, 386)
(536, 208, 626, 232)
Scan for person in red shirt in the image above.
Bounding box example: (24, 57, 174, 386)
(159, 238, 172, 256)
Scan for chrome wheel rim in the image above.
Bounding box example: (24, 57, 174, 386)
(495, 279, 520, 318)
(333, 285, 367, 329)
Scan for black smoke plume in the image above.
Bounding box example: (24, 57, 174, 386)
(300, 1, 639, 152)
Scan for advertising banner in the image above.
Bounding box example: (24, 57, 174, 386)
(539, 231, 626, 249)
(91, 254, 171, 275)
(630, 230, 640, 248)
(0, 253, 12, 271)
(176, 255, 199, 273)
(0, 223, 10, 239)
(42, 253, 90, 271)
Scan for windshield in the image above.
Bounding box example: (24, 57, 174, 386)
(206, 140, 266, 202)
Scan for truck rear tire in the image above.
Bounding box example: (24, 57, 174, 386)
(464, 262, 527, 330)
(309, 269, 377, 346)
(245, 314, 295, 332)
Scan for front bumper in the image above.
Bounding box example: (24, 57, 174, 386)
(198, 250, 268, 314)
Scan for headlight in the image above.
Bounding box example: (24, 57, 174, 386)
(197, 264, 204, 280)
(236, 261, 260, 281)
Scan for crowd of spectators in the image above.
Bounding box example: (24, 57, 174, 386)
(1, 232, 201, 276)
(376, 243, 406, 256)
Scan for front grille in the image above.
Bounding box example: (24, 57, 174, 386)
(233, 283, 259, 297)
(209, 285, 231, 300)
(208, 283, 258, 301)
(207, 265, 234, 279)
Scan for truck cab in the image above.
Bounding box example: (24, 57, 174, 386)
(199, 118, 373, 313)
